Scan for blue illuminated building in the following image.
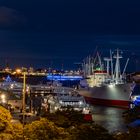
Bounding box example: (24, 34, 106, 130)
(47, 74, 83, 81)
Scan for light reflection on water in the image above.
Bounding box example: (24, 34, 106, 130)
(92, 106, 127, 133)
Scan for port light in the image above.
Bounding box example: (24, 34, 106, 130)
(1, 94, 6, 100)
(0, 94, 6, 103)
(10, 84, 14, 89)
(16, 68, 22, 74)
(79, 101, 83, 105)
(59, 100, 62, 104)
(108, 84, 115, 88)
(54, 107, 58, 110)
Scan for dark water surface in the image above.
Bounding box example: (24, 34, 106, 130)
(92, 106, 127, 133)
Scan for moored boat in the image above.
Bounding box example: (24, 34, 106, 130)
(78, 49, 132, 108)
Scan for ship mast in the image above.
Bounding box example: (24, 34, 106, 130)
(110, 50, 114, 79)
(104, 58, 111, 76)
(97, 52, 103, 70)
(91, 57, 94, 74)
(82, 59, 86, 77)
(88, 56, 91, 75)
(83, 56, 91, 77)
(114, 49, 122, 84)
(122, 58, 129, 78)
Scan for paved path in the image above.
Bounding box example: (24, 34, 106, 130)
(11, 112, 40, 124)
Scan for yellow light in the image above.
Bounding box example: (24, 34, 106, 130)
(16, 68, 22, 74)
(1, 94, 6, 100)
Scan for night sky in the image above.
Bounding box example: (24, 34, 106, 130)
(0, 0, 140, 71)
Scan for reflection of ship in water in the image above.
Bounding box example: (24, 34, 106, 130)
(78, 49, 132, 108)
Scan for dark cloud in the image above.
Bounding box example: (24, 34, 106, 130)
(0, 6, 26, 28)
(0, 1, 140, 70)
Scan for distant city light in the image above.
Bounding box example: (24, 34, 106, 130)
(16, 68, 22, 74)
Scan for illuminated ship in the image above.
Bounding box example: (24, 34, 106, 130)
(44, 86, 91, 115)
(0, 75, 30, 96)
(78, 49, 132, 108)
(0, 76, 26, 109)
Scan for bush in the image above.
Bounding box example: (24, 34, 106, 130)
(68, 123, 114, 140)
(0, 106, 116, 140)
(0, 106, 23, 140)
(24, 118, 67, 140)
(43, 109, 88, 128)
(0, 106, 12, 131)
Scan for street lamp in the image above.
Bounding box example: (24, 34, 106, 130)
(22, 72, 26, 127)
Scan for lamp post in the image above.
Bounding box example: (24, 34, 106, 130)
(22, 72, 26, 127)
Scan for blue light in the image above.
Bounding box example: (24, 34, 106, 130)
(5, 75, 12, 82)
(133, 96, 140, 106)
(47, 74, 83, 81)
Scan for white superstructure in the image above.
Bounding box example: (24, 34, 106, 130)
(81, 49, 130, 88)
(45, 87, 91, 114)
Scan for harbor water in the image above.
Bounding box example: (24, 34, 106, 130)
(92, 105, 127, 133)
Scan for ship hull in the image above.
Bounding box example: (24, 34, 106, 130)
(78, 83, 132, 108)
(84, 97, 130, 108)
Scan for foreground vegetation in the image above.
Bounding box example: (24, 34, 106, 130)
(0, 106, 23, 140)
(1, 105, 140, 140)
